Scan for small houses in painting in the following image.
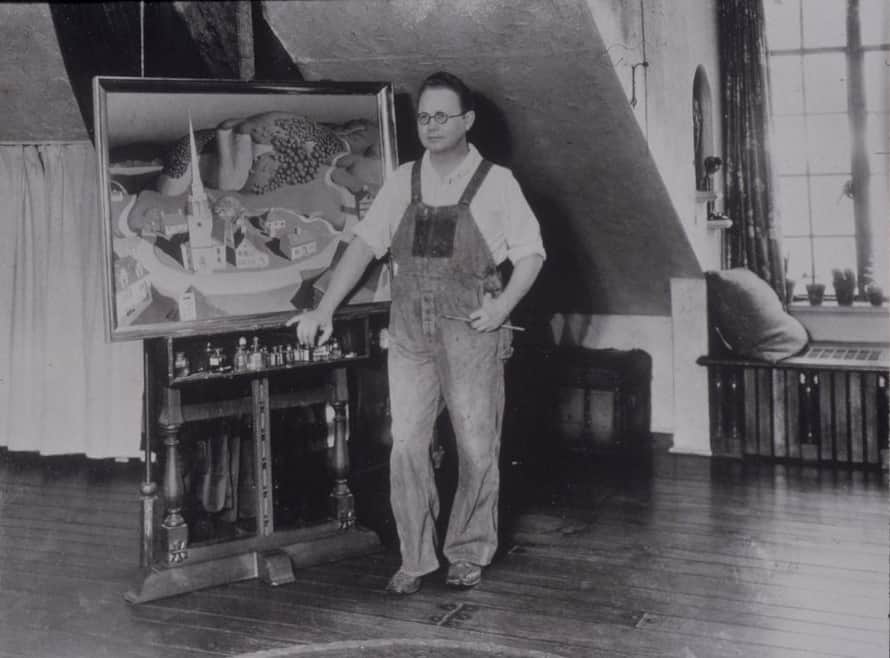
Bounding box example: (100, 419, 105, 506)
(232, 229, 271, 269)
(114, 254, 152, 321)
(286, 227, 318, 262)
(265, 209, 289, 237)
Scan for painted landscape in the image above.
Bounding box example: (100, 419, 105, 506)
(106, 109, 391, 332)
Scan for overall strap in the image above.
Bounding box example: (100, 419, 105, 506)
(458, 159, 493, 207)
(410, 160, 423, 204)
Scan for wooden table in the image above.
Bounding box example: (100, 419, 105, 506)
(126, 313, 386, 603)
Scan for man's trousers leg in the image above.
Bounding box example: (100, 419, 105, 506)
(387, 339, 442, 577)
(438, 327, 504, 568)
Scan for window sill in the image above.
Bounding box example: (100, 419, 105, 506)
(789, 301, 888, 314)
(789, 302, 889, 343)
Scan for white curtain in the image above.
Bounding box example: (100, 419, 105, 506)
(0, 143, 143, 458)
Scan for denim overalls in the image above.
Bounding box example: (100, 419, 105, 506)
(387, 158, 510, 577)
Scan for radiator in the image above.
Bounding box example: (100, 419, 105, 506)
(702, 343, 889, 469)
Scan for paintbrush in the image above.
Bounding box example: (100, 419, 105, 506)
(442, 314, 525, 332)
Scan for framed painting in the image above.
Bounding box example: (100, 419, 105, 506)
(93, 77, 397, 341)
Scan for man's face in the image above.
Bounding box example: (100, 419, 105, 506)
(417, 87, 474, 155)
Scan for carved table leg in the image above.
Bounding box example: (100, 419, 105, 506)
(159, 386, 188, 565)
(140, 347, 159, 568)
(328, 368, 354, 528)
(252, 378, 274, 537)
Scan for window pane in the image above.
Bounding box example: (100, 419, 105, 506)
(864, 51, 890, 114)
(776, 175, 811, 235)
(765, 0, 801, 50)
(773, 116, 808, 174)
(802, 0, 846, 48)
(806, 114, 851, 172)
(868, 178, 889, 288)
(860, 0, 890, 47)
(783, 236, 813, 284)
(870, 248, 889, 290)
(869, 174, 889, 265)
(867, 112, 890, 173)
(813, 236, 856, 288)
(811, 175, 855, 235)
(770, 55, 804, 115)
(803, 53, 847, 113)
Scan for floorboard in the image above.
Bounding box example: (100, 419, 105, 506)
(0, 446, 886, 658)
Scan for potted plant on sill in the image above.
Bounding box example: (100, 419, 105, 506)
(866, 282, 884, 307)
(782, 254, 796, 306)
(832, 268, 856, 306)
(802, 273, 825, 306)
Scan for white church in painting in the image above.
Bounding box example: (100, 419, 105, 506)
(180, 114, 226, 274)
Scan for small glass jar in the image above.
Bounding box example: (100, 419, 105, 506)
(234, 337, 249, 371)
(212, 347, 228, 372)
(174, 352, 190, 378)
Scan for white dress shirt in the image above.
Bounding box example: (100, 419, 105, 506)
(353, 145, 545, 266)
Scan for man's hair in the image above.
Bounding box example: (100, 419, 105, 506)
(418, 71, 475, 114)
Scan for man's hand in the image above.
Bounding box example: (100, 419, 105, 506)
(468, 293, 509, 333)
(286, 308, 333, 346)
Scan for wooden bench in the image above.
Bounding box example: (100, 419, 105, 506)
(698, 343, 889, 469)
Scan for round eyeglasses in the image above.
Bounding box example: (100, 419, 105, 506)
(416, 111, 466, 126)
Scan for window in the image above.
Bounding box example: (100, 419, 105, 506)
(765, 0, 889, 295)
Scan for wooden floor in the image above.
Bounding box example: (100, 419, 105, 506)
(0, 445, 887, 658)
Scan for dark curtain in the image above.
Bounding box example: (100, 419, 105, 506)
(719, 0, 786, 296)
(50, 2, 142, 142)
(50, 2, 214, 142)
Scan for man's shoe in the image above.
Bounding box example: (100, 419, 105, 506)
(445, 561, 482, 588)
(385, 569, 422, 595)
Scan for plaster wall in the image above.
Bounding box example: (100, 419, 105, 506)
(561, 0, 719, 442)
(638, 0, 724, 268)
(585, 0, 724, 269)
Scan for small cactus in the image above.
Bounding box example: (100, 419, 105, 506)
(832, 268, 856, 305)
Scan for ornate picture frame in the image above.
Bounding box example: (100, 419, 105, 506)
(93, 77, 396, 341)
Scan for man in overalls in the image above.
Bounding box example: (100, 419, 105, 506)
(290, 72, 545, 595)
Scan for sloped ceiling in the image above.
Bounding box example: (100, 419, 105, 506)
(0, 0, 701, 316)
(0, 4, 86, 141)
(263, 0, 701, 315)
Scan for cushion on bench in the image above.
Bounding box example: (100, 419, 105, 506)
(705, 268, 809, 364)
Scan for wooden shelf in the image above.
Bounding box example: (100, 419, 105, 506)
(696, 190, 720, 203)
(169, 353, 367, 386)
(707, 217, 733, 230)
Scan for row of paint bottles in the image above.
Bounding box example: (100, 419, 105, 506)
(230, 336, 345, 372)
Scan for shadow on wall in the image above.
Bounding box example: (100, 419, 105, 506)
(471, 91, 599, 317)
(470, 92, 513, 166)
(51, 2, 217, 143)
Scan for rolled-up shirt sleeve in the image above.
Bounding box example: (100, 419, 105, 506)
(351, 165, 411, 260)
(497, 171, 546, 265)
